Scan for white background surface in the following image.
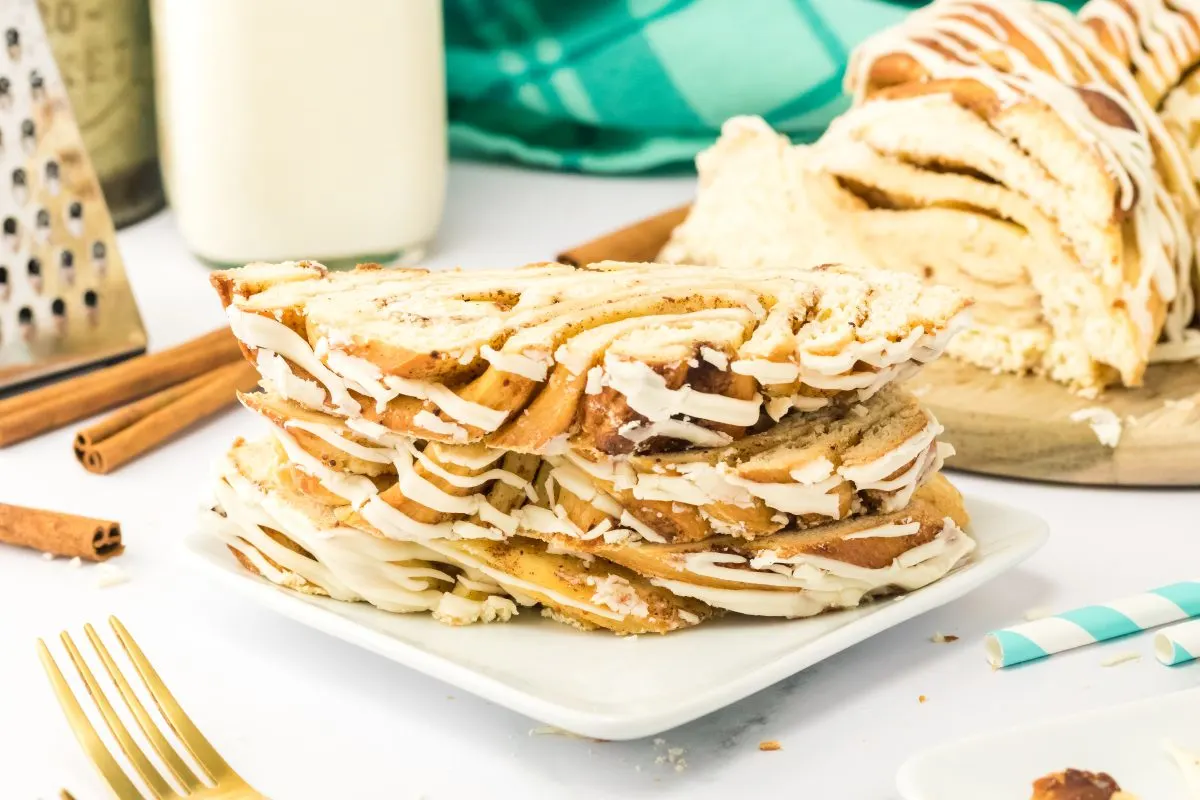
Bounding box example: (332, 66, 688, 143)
(1, 162, 1197, 799)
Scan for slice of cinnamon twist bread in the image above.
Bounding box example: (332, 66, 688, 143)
(212, 260, 969, 453)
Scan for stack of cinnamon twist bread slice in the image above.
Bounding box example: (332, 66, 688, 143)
(202, 259, 975, 634)
(663, 0, 1200, 394)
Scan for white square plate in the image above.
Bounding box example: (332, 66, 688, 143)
(184, 495, 1048, 740)
(898, 687, 1200, 799)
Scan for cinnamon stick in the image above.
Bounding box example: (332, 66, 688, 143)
(0, 503, 123, 560)
(74, 360, 260, 474)
(557, 204, 691, 267)
(0, 327, 243, 447)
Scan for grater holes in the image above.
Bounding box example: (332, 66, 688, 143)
(44, 160, 58, 193)
(66, 201, 82, 236)
(17, 304, 32, 340)
(91, 241, 106, 276)
(3, 215, 16, 249)
(20, 118, 34, 152)
(12, 167, 26, 204)
(29, 69, 43, 99)
(0, 76, 10, 110)
(34, 207, 49, 243)
(60, 248, 75, 286)
(50, 297, 66, 335)
(83, 288, 98, 325)
(0, 265, 7, 301)
(26, 256, 40, 293)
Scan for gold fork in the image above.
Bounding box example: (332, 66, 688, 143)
(38, 616, 264, 799)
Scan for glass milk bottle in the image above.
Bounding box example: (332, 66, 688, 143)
(150, 0, 446, 268)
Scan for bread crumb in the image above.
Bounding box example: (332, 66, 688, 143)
(68, 556, 82, 569)
(1024, 606, 1053, 621)
(653, 738, 665, 746)
(1100, 651, 1140, 668)
(931, 632, 959, 643)
(94, 563, 129, 588)
(918, 695, 928, 704)
(759, 740, 782, 751)
(41, 552, 54, 561)
(1069, 407, 1122, 447)
(909, 384, 932, 398)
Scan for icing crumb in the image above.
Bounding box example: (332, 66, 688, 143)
(850, 403, 869, 418)
(918, 695, 928, 704)
(1024, 606, 1053, 621)
(1069, 407, 1122, 447)
(653, 738, 665, 746)
(909, 384, 932, 398)
(587, 574, 649, 618)
(678, 609, 701, 626)
(759, 740, 782, 752)
(41, 552, 54, 561)
(931, 632, 959, 643)
(1165, 398, 1196, 411)
(1100, 651, 1140, 668)
(94, 563, 129, 588)
(68, 556, 82, 569)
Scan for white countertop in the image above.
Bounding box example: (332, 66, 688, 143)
(1, 162, 1197, 800)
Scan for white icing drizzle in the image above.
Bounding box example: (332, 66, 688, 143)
(227, 306, 360, 414)
(282, 418, 396, 464)
(207, 469, 482, 614)
(271, 426, 379, 507)
(412, 410, 468, 442)
(843, 520, 921, 540)
(651, 517, 975, 616)
(618, 419, 733, 448)
(480, 345, 550, 382)
(699, 346, 729, 370)
(622, 414, 943, 521)
(602, 355, 763, 426)
(256, 351, 326, 409)
(731, 359, 799, 385)
(420, 539, 629, 622)
(325, 349, 510, 432)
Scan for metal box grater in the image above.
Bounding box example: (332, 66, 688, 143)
(0, 0, 145, 390)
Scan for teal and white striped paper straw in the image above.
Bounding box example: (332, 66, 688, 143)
(985, 581, 1200, 668)
(1155, 619, 1200, 666)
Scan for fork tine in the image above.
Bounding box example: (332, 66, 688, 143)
(60, 631, 177, 800)
(86, 624, 206, 793)
(37, 639, 143, 800)
(109, 617, 236, 781)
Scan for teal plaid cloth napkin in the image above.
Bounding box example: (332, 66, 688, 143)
(445, 0, 1084, 173)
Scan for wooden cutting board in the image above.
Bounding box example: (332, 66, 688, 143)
(559, 207, 1200, 486)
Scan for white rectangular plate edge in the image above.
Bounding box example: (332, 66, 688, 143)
(184, 495, 1049, 740)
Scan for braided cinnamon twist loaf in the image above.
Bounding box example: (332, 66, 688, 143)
(663, 0, 1200, 393)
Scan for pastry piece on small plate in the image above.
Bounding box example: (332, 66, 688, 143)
(1029, 767, 1138, 800)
